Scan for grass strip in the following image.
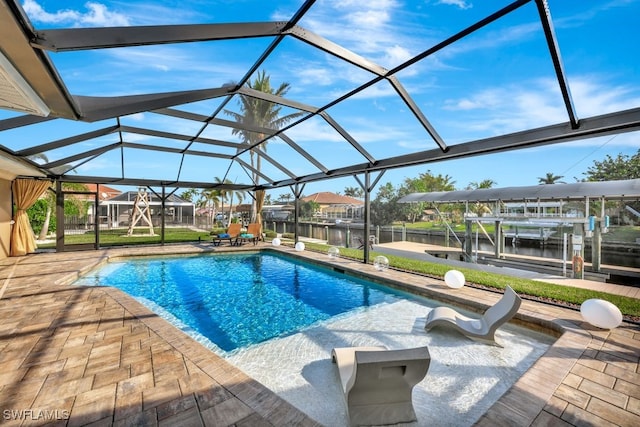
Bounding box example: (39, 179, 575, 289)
(299, 242, 640, 318)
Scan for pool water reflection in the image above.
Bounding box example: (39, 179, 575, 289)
(75, 252, 406, 351)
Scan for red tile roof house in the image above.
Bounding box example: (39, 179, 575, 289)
(302, 192, 364, 221)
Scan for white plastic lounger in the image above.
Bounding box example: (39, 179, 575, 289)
(331, 345, 430, 427)
(424, 285, 522, 346)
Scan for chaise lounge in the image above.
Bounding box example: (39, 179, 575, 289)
(331, 345, 430, 426)
(424, 285, 522, 345)
(212, 223, 241, 246)
(235, 222, 262, 245)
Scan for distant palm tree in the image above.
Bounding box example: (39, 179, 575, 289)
(278, 193, 293, 205)
(466, 179, 496, 215)
(179, 188, 199, 202)
(214, 177, 246, 223)
(344, 186, 364, 198)
(537, 172, 565, 185)
(224, 70, 304, 222)
(199, 188, 221, 224)
(466, 179, 496, 190)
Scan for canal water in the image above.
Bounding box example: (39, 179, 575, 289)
(278, 222, 640, 269)
(394, 232, 640, 269)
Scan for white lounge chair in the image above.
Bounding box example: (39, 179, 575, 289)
(331, 345, 430, 426)
(424, 285, 522, 345)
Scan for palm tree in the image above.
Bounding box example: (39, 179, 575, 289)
(179, 188, 199, 202)
(278, 193, 293, 205)
(199, 188, 221, 225)
(214, 177, 246, 223)
(537, 172, 565, 185)
(344, 186, 364, 198)
(466, 179, 497, 216)
(224, 70, 304, 222)
(466, 179, 496, 190)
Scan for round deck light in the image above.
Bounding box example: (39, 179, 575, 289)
(373, 255, 389, 271)
(328, 246, 340, 258)
(295, 242, 305, 251)
(444, 270, 465, 289)
(580, 299, 623, 329)
(272, 238, 281, 246)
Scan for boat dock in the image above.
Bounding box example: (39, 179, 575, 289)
(374, 241, 640, 297)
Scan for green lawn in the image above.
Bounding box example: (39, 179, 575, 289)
(297, 241, 640, 318)
(38, 227, 212, 248)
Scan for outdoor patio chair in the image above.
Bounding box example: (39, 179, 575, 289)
(331, 345, 430, 426)
(355, 235, 374, 250)
(234, 222, 262, 246)
(424, 285, 522, 345)
(212, 223, 241, 246)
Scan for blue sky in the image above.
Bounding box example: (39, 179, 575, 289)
(2, 0, 639, 200)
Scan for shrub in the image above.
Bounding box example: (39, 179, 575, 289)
(27, 199, 53, 235)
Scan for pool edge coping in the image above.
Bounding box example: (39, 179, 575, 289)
(62, 244, 618, 426)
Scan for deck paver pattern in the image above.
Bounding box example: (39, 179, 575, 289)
(0, 242, 638, 426)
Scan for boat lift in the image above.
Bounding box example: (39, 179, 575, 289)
(398, 180, 640, 276)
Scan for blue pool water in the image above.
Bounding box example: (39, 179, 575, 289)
(75, 253, 406, 351)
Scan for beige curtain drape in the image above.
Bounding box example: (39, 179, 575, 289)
(10, 179, 52, 257)
(255, 189, 265, 225)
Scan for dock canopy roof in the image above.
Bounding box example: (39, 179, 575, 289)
(398, 179, 640, 204)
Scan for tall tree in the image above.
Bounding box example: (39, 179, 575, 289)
(224, 70, 304, 222)
(583, 149, 640, 218)
(214, 177, 246, 223)
(300, 200, 320, 219)
(371, 182, 405, 226)
(466, 179, 497, 216)
(399, 171, 457, 223)
(343, 186, 364, 198)
(466, 179, 496, 190)
(199, 188, 221, 224)
(278, 193, 293, 204)
(537, 172, 565, 184)
(179, 188, 199, 202)
(583, 150, 640, 181)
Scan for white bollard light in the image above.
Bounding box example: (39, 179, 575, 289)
(580, 299, 623, 329)
(373, 255, 389, 271)
(295, 242, 305, 251)
(444, 270, 465, 289)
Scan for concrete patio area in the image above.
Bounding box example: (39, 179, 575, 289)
(0, 243, 638, 426)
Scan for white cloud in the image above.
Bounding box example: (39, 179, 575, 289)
(23, 0, 130, 27)
(296, 67, 336, 86)
(384, 45, 413, 66)
(444, 90, 502, 111)
(126, 112, 145, 121)
(439, 75, 640, 144)
(349, 9, 391, 28)
(301, 0, 424, 69)
(286, 118, 347, 143)
(569, 78, 640, 117)
(437, 0, 473, 10)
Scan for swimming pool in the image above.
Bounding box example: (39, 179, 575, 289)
(75, 250, 554, 425)
(74, 252, 412, 352)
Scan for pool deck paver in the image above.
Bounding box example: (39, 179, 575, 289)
(0, 242, 638, 426)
